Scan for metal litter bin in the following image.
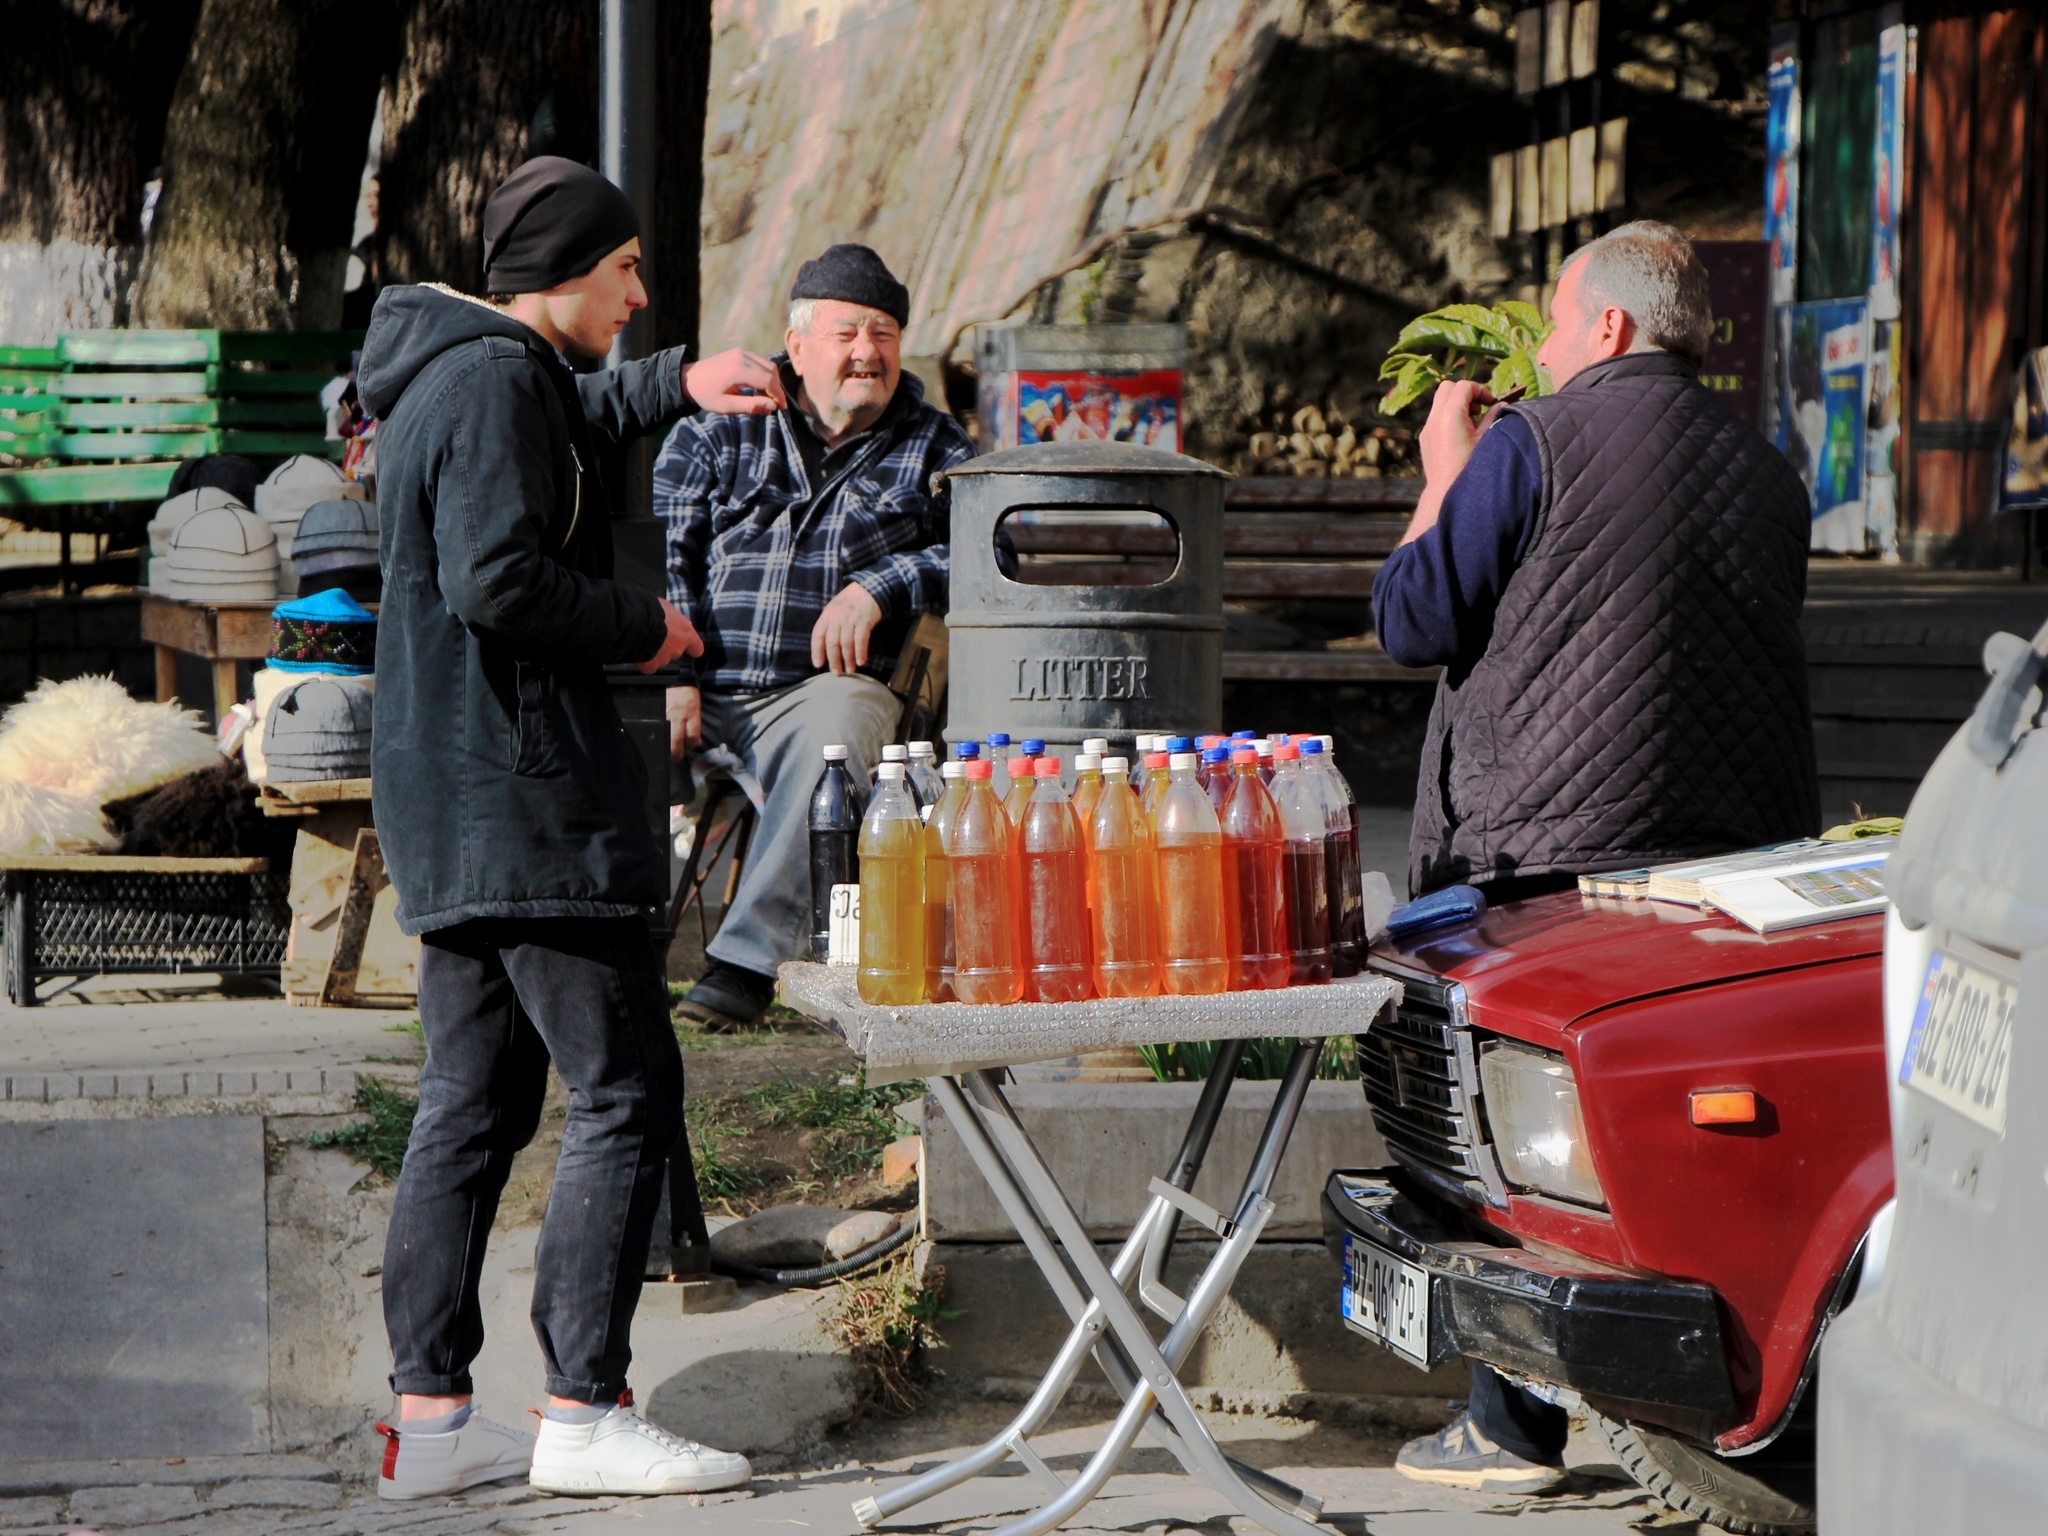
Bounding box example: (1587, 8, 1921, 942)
(944, 441, 1223, 758)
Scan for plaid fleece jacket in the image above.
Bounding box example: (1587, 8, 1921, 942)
(654, 363, 975, 691)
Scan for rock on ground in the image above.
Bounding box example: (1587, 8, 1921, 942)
(709, 1205, 897, 1269)
(68, 1482, 202, 1524)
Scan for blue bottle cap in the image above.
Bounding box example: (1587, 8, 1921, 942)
(987, 732, 1010, 747)
(1167, 736, 1194, 752)
(957, 742, 980, 759)
(1201, 746, 1231, 764)
(1300, 738, 1324, 754)
(1230, 729, 1257, 741)
(1021, 738, 1046, 754)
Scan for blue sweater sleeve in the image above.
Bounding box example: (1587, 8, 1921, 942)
(1372, 413, 1543, 670)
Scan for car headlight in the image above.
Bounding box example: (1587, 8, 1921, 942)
(1479, 1043, 1606, 1207)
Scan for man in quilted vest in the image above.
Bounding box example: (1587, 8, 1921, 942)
(1375, 222, 1820, 1492)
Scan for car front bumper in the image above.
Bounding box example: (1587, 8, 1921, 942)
(1322, 1169, 1735, 1427)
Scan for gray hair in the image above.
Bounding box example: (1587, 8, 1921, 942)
(787, 297, 819, 334)
(1558, 220, 1713, 368)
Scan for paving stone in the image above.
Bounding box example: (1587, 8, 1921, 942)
(0, 1495, 63, 1527)
(207, 1479, 345, 1510)
(70, 1482, 202, 1523)
(0, 1454, 336, 1497)
(82, 1073, 119, 1099)
(253, 1071, 290, 1096)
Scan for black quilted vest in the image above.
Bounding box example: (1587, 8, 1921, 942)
(1410, 351, 1820, 895)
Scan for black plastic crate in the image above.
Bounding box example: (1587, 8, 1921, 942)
(1, 858, 291, 1006)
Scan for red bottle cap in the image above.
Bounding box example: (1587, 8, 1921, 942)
(1272, 743, 1300, 761)
(1198, 735, 1222, 750)
(1231, 748, 1258, 764)
(1143, 751, 1170, 769)
(1034, 756, 1061, 776)
(965, 759, 993, 780)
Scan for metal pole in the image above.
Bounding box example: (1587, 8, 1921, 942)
(599, 0, 657, 371)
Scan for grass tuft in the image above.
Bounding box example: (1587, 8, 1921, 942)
(828, 1246, 952, 1417)
(307, 1076, 419, 1182)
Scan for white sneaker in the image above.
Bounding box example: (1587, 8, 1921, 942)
(529, 1403, 751, 1495)
(376, 1408, 535, 1499)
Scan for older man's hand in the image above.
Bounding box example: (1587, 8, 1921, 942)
(811, 582, 883, 677)
(666, 686, 702, 759)
(686, 348, 786, 415)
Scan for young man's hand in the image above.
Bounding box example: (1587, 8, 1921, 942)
(666, 686, 701, 758)
(637, 599, 706, 674)
(811, 582, 883, 677)
(686, 348, 786, 415)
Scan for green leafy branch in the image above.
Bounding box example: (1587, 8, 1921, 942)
(1378, 300, 1554, 416)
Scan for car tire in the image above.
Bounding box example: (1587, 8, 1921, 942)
(1589, 1401, 1816, 1535)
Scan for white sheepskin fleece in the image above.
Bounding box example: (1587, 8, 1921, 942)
(0, 676, 219, 805)
(0, 777, 115, 857)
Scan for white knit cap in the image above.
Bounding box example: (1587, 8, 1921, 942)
(149, 486, 247, 558)
(255, 454, 362, 520)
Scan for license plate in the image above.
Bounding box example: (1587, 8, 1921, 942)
(1340, 1233, 1430, 1366)
(1899, 950, 2019, 1136)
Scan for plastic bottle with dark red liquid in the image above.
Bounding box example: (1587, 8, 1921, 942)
(1270, 743, 1331, 983)
(1221, 748, 1289, 990)
(808, 743, 866, 962)
(1300, 736, 1363, 976)
(1021, 757, 1092, 1002)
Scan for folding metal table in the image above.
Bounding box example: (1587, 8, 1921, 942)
(778, 962, 1401, 1536)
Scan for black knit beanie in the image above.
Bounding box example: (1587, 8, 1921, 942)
(789, 244, 909, 326)
(482, 156, 640, 295)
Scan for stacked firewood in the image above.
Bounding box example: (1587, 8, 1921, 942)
(1235, 404, 1414, 478)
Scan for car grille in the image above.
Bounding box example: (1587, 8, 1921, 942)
(1359, 966, 1505, 1206)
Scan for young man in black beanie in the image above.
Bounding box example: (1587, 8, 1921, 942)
(357, 156, 780, 1500)
(654, 243, 974, 1028)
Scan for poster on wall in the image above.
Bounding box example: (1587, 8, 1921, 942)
(1869, 23, 1908, 322)
(1764, 39, 1801, 307)
(2004, 347, 2048, 512)
(1774, 298, 1870, 551)
(1865, 318, 1903, 554)
(1010, 370, 1181, 452)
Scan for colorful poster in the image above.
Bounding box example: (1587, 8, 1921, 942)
(1012, 369, 1181, 452)
(1764, 40, 1801, 307)
(2003, 347, 2048, 512)
(1870, 24, 1906, 321)
(1864, 317, 1902, 554)
(1774, 298, 1869, 550)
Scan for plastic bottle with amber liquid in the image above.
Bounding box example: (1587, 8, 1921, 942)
(1070, 751, 1106, 930)
(950, 759, 1022, 1004)
(1270, 743, 1331, 984)
(1139, 749, 1173, 824)
(1300, 737, 1364, 976)
(1020, 757, 1093, 1002)
(1129, 736, 1157, 790)
(1221, 747, 1290, 990)
(1088, 757, 1161, 997)
(1154, 751, 1229, 995)
(923, 760, 967, 1002)
(856, 762, 924, 1004)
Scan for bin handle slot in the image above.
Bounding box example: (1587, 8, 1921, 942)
(994, 505, 1182, 588)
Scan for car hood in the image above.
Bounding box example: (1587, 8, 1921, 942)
(1372, 892, 1884, 1047)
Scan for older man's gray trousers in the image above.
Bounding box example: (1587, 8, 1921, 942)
(698, 671, 900, 978)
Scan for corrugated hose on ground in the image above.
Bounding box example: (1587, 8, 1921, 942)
(709, 1219, 918, 1286)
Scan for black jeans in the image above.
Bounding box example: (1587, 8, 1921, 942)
(383, 916, 682, 1403)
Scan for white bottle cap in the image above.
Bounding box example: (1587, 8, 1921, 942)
(882, 744, 908, 761)
(1169, 752, 1198, 771)
(1134, 734, 1156, 753)
(823, 744, 849, 760)
(1318, 735, 1335, 751)
(1253, 739, 1274, 758)
(1076, 753, 1102, 771)
(877, 762, 907, 781)
(1102, 756, 1130, 775)
(908, 740, 935, 758)
(941, 761, 965, 779)
(1082, 736, 1109, 755)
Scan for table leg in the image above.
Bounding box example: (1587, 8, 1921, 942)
(155, 645, 177, 704)
(211, 658, 239, 725)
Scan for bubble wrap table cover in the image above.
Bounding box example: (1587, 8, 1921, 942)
(777, 961, 1402, 1086)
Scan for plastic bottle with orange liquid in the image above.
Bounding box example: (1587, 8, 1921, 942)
(1020, 758, 1093, 1002)
(1088, 757, 1160, 997)
(1154, 751, 1228, 995)
(950, 759, 1023, 1004)
(1270, 743, 1331, 984)
(1221, 748, 1289, 990)
(923, 760, 967, 1002)
(855, 762, 925, 1004)
(1139, 749, 1173, 823)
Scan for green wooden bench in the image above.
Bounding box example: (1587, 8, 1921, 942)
(0, 330, 362, 509)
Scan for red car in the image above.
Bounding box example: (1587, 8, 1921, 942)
(1324, 894, 1891, 1534)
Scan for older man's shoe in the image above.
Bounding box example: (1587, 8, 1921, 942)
(674, 961, 776, 1031)
(1394, 1412, 1568, 1493)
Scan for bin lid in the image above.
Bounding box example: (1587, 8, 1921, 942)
(947, 441, 1225, 478)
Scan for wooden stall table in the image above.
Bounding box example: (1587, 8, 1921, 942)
(258, 777, 418, 1008)
(778, 961, 1401, 1536)
(139, 593, 275, 723)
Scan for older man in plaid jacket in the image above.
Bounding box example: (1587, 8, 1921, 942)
(654, 245, 974, 1028)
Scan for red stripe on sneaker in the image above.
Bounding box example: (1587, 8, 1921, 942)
(618, 1389, 634, 1408)
(375, 1422, 400, 1481)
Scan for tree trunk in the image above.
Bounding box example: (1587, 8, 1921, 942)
(132, 0, 386, 330)
(0, 0, 202, 343)
(375, 0, 598, 293)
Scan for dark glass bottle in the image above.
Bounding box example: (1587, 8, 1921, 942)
(809, 743, 867, 962)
